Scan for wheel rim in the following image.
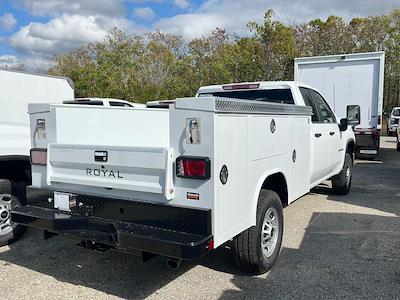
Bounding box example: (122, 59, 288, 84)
(261, 207, 279, 258)
(345, 164, 351, 187)
(0, 194, 20, 236)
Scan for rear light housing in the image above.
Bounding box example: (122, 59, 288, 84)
(222, 83, 260, 90)
(30, 148, 47, 165)
(354, 128, 378, 136)
(176, 156, 211, 180)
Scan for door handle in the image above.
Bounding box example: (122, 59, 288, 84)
(329, 132, 335, 136)
(315, 133, 322, 138)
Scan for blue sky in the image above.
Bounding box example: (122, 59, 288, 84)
(0, 0, 399, 71)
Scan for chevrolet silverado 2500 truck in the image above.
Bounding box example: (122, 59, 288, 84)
(11, 81, 358, 274)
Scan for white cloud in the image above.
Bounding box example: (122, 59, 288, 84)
(0, 13, 17, 31)
(155, 0, 400, 40)
(10, 14, 138, 56)
(127, 0, 163, 3)
(0, 55, 20, 68)
(174, 0, 189, 9)
(16, 0, 125, 17)
(133, 7, 156, 20)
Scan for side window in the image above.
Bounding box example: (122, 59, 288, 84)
(109, 101, 133, 107)
(299, 87, 319, 122)
(309, 90, 336, 123)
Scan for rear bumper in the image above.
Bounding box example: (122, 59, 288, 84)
(355, 132, 380, 158)
(11, 187, 213, 260)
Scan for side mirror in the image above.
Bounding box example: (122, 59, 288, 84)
(339, 118, 348, 131)
(346, 105, 360, 126)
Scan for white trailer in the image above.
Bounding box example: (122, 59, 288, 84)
(12, 81, 357, 274)
(294, 52, 385, 158)
(0, 69, 74, 246)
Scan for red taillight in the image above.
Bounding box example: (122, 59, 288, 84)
(222, 83, 260, 90)
(206, 239, 214, 250)
(30, 148, 47, 165)
(176, 156, 210, 180)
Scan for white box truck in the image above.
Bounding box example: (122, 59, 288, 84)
(294, 52, 385, 158)
(11, 81, 357, 274)
(0, 69, 74, 246)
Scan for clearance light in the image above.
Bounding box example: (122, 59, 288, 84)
(176, 156, 211, 180)
(30, 148, 47, 165)
(222, 83, 260, 90)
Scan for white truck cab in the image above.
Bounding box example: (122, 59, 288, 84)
(64, 98, 145, 108)
(11, 81, 357, 274)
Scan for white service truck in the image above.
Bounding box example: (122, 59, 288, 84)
(388, 107, 400, 136)
(0, 69, 74, 246)
(11, 81, 357, 274)
(294, 52, 385, 159)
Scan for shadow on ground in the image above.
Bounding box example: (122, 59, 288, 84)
(0, 148, 399, 299)
(219, 212, 400, 299)
(217, 147, 400, 299)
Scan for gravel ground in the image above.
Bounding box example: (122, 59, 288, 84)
(1, 137, 399, 299)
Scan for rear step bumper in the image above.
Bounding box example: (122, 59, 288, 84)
(11, 187, 213, 260)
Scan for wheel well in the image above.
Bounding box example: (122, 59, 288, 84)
(347, 141, 355, 155)
(347, 141, 355, 161)
(261, 173, 288, 207)
(0, 158, 31, 184)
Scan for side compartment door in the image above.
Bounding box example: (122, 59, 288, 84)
(309, 90, 342, 172)
(299, 87, 331, 184)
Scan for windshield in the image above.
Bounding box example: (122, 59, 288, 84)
(393, 109, 400, 116)
(198, 89, 294, 104)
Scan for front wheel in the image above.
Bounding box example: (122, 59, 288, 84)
(233, 190, 283, 275)
(0, 180, 27, 246)
(332, 153, 352, 195)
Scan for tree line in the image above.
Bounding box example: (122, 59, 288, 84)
(49, 9, 400, 111)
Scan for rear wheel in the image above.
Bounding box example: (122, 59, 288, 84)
(233, 190, 283, 275)
(0, 180, 26, 246)
(332, 153, 352, 195)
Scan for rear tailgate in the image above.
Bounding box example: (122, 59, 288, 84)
(47, 144, 175, 200)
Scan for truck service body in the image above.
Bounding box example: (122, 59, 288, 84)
(294, 52, 385, 159)
(0, 69, 74, 246)
(11, 81, 356, 274)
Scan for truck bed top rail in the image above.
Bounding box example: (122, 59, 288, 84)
(174, 96, 312, 116)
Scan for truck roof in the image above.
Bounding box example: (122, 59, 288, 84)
(66, 98, 146, 107)
(0, 68, 74, 89)
(197, 81, 310, 95)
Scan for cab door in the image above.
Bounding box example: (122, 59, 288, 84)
(299, 87, 332, 185)
(309, 90, 342, 172)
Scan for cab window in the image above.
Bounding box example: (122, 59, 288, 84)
(109, 101, 133, 107)
(309, 90, 336, 123)
(299, 87, 319, 122)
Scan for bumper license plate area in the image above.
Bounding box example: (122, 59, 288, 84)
(54, 192, 94, 216)
(54, 192, 76, 212)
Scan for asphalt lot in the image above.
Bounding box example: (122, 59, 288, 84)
(1, 137, 399, 299)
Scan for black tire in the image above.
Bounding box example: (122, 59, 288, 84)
(0, 180, 27, 246)
(332, 153, 352, 195)
(397, 140, 400, 152)
(233, 190, 283, 275)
